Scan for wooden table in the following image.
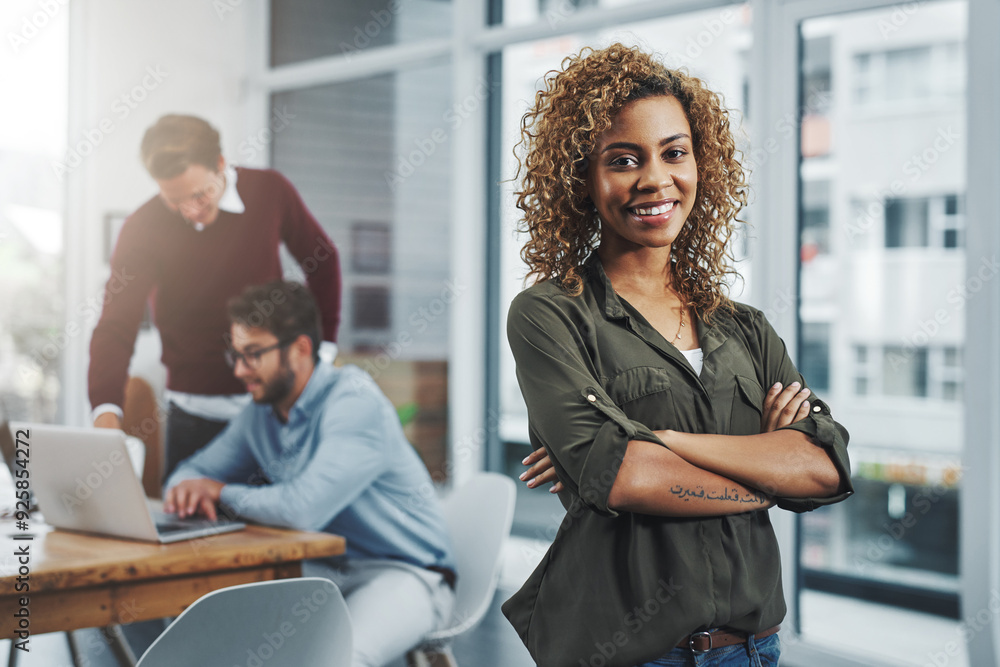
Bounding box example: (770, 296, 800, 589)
(0, 522, 345, 645)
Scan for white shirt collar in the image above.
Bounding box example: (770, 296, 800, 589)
(217, 163, 246, 214)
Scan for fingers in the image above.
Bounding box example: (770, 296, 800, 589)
(762, 382, 781, 417)
(172, 486, 191, 517)
(163, 487, 177, 514)
(778, 385, 810, 428)
(520, 447, 563, 492)
(184, 489, 202, 519)
(793, 396, 812, 424)
(166, 481, 219, 519)
(528, 466, 560, 489)
(198, 497, 218, 522)
(522, 447, 548, 466)
(519, 454, 554, 487)
(762, 382, 811, 432)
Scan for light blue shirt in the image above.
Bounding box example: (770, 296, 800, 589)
(166, 363, 455, 571)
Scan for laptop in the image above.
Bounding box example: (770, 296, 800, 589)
(11, 421, 245, 543)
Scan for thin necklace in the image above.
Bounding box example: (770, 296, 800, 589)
(614, 286, 687, 342)
(674, 304, 686, 341)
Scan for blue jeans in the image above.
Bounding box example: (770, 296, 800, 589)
(638, 631, 780, 666)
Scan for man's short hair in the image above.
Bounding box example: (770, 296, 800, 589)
(228, 281, 322, 364)
(140, 114, 222, 180)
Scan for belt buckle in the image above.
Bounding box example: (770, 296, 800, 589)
(689, 630, 713, 654)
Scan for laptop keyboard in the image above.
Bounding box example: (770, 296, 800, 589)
(156, 520, 211, 534)
(152, 513, 237, 534)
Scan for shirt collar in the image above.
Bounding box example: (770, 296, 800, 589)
(584, 252, 629, 320)
(217, 164, 246, 214)
(281, 362, 335, 422)
(584, 251, 735, 356)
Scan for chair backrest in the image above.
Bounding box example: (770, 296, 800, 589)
(122, 375, 162, 498)
(137, 578, 352, 667)
(429, 472, 516, 640)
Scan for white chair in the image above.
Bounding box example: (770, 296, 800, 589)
(407, 473, 517, 667)
(136, 578, 352, 667)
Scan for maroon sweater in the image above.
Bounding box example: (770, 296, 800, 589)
(88, 167, 341, 410)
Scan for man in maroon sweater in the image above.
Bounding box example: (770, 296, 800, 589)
(90, 114, 341, 479)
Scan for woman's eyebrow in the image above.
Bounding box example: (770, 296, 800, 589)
(600, 134, 691, 154)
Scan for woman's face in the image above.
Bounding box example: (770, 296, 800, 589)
(585, 95, 698, 254)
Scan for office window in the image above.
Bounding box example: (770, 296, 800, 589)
(939, 194, 965, 249)
(883, 345, 928, 397)
(797, 3, 967, 652)
(271, 66, 451, 356)
(270, 61, 452, 480)
(885, 194, 965, 249)
(799, 322, 831, 392)
(802, 36, 832, 112)
(853, 42, 964, 106)
(852, 344, 876, 396)
(351, 222, 392, 274)
(0, 2, 68, 424)
(269, 0, 452, 67)
(850, 344, 964, 400)
(801, 180, 831, 257)
(885, 197, 930, 248)
(352, 285, 391, 331)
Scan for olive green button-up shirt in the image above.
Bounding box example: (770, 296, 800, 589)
(501, 255, 852, 667)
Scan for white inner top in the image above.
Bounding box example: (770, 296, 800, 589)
(680, 347, 704, 376)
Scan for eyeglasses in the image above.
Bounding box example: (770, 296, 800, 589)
(160, 172, 225, 211)
(224, 340, 292, 369)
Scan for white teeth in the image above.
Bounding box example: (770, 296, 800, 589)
(633, 202, 674, 216)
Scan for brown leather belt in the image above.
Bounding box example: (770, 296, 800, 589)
(677, 625, 780, 654)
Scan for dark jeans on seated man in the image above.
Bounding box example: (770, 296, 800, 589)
(163, 402, 228, 483)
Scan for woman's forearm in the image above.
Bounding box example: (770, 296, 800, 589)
(657, 428, 842, 499)
(607, 440, 774, 516)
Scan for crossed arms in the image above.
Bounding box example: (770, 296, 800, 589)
(522, 380, 843, 517)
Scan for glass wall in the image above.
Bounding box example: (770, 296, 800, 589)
(267, 9, 455, 480)
(794, 0, 968, 660)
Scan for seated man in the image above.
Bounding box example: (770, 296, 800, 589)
(164, 280, 455, 667)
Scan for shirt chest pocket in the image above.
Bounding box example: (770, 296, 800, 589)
(603, 367, 675, 431)
(730, 374, 764, 436)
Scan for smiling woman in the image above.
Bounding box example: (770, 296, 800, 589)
(502, 44, 853, 667)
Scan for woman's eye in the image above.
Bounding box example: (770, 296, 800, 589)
(665, 148, 687, 160)
(609, 156, 637, 167)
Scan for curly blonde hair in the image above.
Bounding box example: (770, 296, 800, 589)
(515, 43, 748, 321)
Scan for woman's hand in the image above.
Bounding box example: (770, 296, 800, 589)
(761, 381, 811, 432)
(519, 447, 563, 493)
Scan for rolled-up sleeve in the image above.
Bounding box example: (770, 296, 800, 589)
(754, 311, 853, 512)
(508, 292, 662, 517)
